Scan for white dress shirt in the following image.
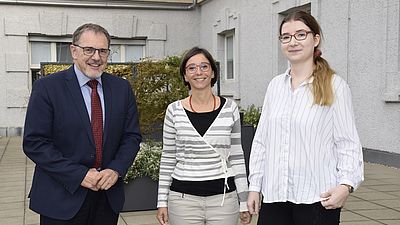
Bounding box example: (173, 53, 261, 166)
(248, 68, 364, 204)
(74, 65, 105, 124)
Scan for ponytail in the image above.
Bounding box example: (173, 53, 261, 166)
(311, 50, 335, 106)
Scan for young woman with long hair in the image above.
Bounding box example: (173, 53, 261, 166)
(247, 11, 364, 225)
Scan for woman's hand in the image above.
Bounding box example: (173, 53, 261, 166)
(240, 211, 252, 224)
(247, 191, 261, 215)
(320, 185, 350, 209)
(156, 207, 170, 225)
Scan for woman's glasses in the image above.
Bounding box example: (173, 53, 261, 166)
(279, 30, 314, 44)
(185, 62, 211, 74)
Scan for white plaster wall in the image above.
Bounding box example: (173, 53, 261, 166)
(317, 0, 400, 154)
(198, 0, 399, 154)
(0, 15, 7, 135)
(346, 0, 400, 154)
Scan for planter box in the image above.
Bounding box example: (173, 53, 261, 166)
(122, 176, 158, 212)
(241, 125, 255, 177)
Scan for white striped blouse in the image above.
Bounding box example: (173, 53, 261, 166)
(248, 69, 364, 204)
(157, 98, 249, 211)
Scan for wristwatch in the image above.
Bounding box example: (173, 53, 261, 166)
(341, 184, 354, 193)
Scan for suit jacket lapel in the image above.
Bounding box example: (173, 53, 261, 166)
(64, 66, 95, 146)
(102, 74, 112, 147)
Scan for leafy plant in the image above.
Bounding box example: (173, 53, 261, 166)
(124, 141, 162, 183)
(41, 63, 134, 78)
(241, 104, 262, 128)
(131, 56, 188, 135)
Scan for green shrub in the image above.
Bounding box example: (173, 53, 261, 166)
(131, 56, 188, 135)
(124, 141, 162, 183)
(241, 104, 262, 128)
(41, 63, 134, 78)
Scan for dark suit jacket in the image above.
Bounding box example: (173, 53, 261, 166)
(23, 66, 142, 220)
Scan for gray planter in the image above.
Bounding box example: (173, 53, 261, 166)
(122, 176, 158, 212)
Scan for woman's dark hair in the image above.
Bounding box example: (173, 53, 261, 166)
(179, 47, 219, 90)
(280, 10, 335, 106)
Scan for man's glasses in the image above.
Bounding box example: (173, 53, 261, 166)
(279, 30, 314, 44)
(185, 62, 211, 74)
(73, 44, 110, 57)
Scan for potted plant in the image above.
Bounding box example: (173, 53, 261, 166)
(122, 141, 162, 211)
(121, 55, 187, 211)
(240, 104, 262, 176)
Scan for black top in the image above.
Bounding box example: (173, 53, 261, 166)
(185, 96, 226, 136)
(170, 97, 236, 196)
(170, 177, 236, 196)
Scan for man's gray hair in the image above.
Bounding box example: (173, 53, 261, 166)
(72, 23, 111, 47)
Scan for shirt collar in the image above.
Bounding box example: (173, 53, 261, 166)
(284, 67, 314, 85)
(74, 64, 103, 88)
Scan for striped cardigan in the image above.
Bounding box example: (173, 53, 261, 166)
(157, 98, 249, 211)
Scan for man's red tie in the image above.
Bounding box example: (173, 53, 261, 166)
(87, 80, 103, 169)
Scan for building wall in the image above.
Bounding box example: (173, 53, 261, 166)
(198, 0, 400, 155)
(0, 4, 200, 136)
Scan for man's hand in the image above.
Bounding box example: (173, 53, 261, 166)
(97, 169, 119, 190)
(247, 191, 261, 215)
(156, 207, 169, 225)
(81, 168, 102, 191)
(240, 211, 252, 224)
(320, 185, 350, 209)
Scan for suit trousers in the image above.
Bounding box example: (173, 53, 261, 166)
(257, 201, 341, 225)
(168, 190, 239, 225)
(40, 190, 118, 225)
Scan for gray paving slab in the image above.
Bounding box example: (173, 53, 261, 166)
(0, 137, 399, 225)
(355, 209, 400, 220)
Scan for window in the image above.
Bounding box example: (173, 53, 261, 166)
(56, 43, 73, 63)
(225, 35, 234, 79)
(216, 30, 236, 82)
(109, 41, 145, 63)
(110, 45, 122, 62)
(31, 42, 51, 65)
(30, 40, 73, 84)
(126, 45, 144, 62)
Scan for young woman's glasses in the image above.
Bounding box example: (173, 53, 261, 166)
(279, 30, 314, 44)
(73, 44, 110, 57)
(185, 62, 211, 74)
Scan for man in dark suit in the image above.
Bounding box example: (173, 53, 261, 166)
(23, 23, 142, 225)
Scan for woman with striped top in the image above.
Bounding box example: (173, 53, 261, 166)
(156, 47, 251, 225)
(247, 11, 364, 225)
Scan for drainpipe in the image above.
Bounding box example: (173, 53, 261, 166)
(0, 0, 198, 10)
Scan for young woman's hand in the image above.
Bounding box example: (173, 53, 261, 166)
(320, 185, 350, 209)
(247, 191, 261, 215)
(156, 207, 170, 225)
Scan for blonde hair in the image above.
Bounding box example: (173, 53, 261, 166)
(280, 11, 335, 106)
(312, 51, 335, 106)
